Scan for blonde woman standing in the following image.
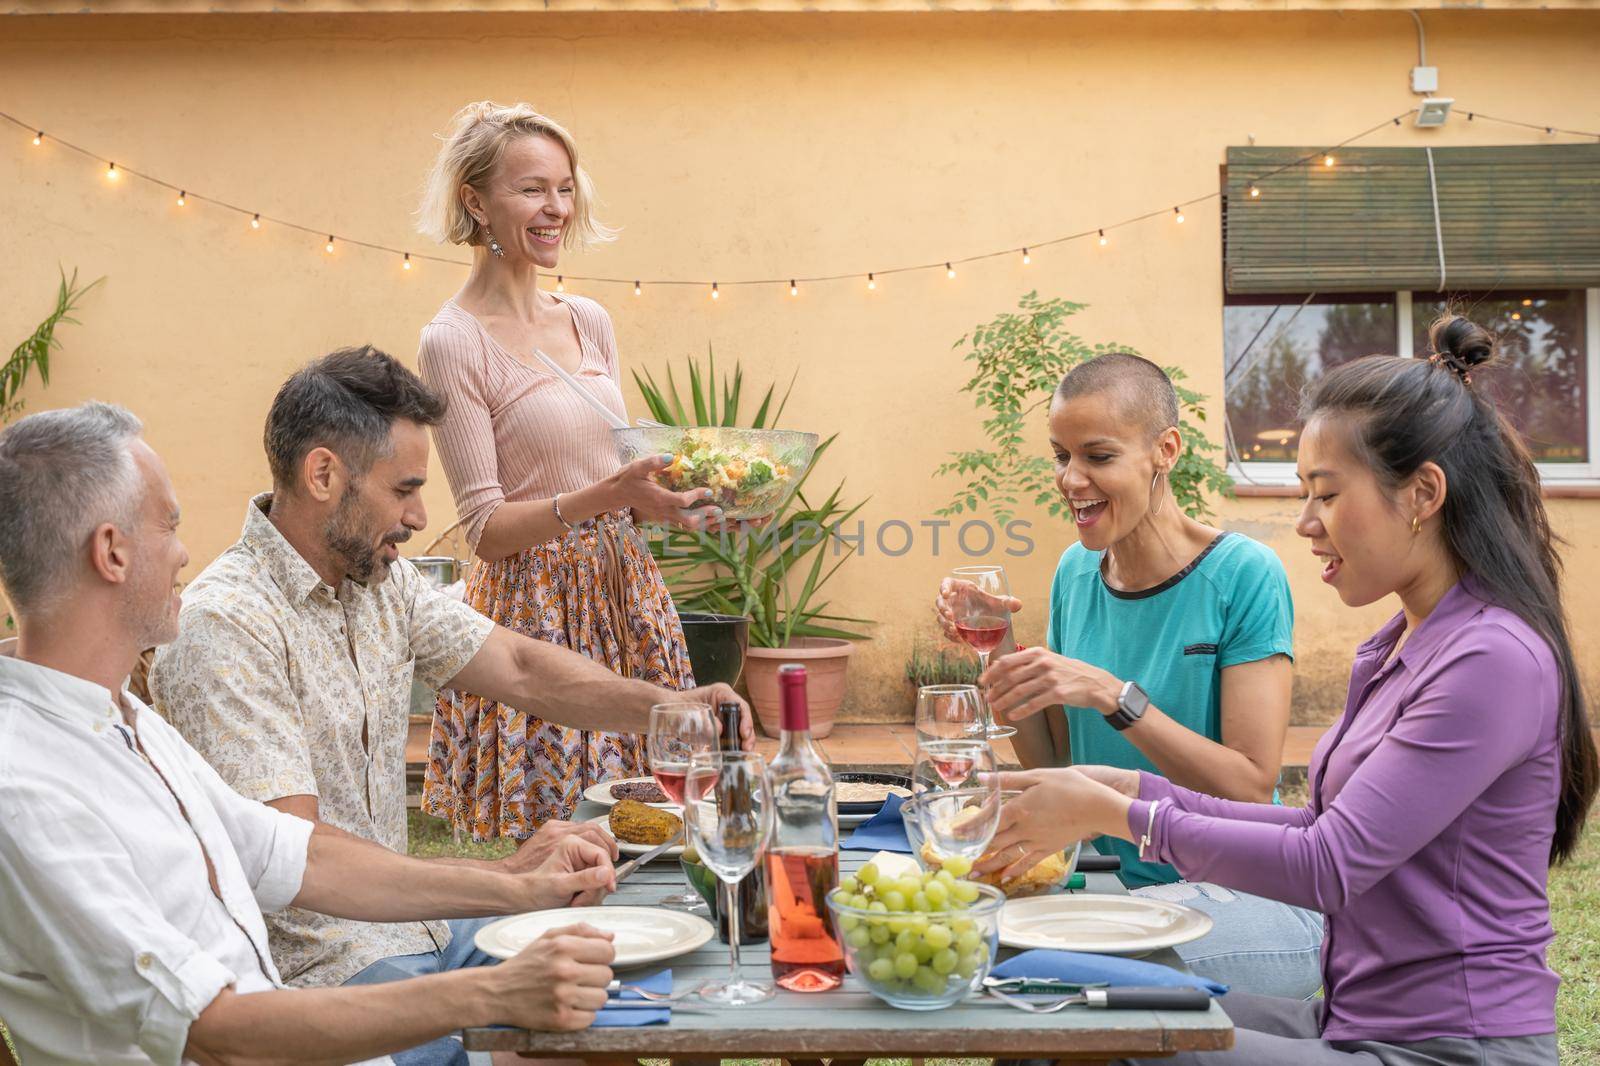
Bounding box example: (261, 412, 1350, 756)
(416, 102, 716, 839)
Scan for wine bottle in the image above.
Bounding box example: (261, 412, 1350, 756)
(764, 664, 846, 992)
(714, 699, 768, 944)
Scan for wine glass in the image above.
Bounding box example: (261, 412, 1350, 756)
(911, 739, 1001, 862)
(915, 684, 984, 746)
(647, 702, 717, 911)
(685, 751, 775, 1006)
(947, 564, 1017, 740)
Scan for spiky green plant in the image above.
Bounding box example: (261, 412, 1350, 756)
(635, 348, 873, 648)
(3, 268, 103, 424)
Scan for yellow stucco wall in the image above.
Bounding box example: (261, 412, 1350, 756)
(3, 9, 1597, 722)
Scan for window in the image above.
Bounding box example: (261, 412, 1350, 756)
(1225, 289, 1600, 482)
(1410, 291, 1589, 465)
(1224, 295, 1396, 465)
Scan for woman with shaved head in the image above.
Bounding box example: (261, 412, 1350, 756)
(939, 352, 1321, 997)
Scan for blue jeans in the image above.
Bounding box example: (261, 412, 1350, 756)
(1130, 880, 1325, 1000)
(343, 917, 502, 1066)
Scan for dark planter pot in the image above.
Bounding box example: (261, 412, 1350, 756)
(677, 612, 751, 688)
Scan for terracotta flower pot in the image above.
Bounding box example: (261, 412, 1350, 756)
(744, 637, 855, 739)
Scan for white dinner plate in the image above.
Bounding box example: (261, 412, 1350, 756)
(475, 905, 713, 967)
(589, 816, 686, 858)
(583, 776, 676, 809)
(999, 894, 1214, 956)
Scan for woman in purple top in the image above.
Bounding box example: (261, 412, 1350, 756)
(986, 314, 1598, 1065)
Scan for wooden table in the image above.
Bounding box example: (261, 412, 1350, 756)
(463, 802, 1233, 1065)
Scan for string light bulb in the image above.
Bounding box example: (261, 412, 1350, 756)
(789, 280, 798, 297)
(32, 131, 42, 146)
(1248, 185, 1260, 199)
(946, 262, 956, 279)
(1522, 298, 1533, 307)
(403, 253, 412, 271)
(1324, 154, 1336, 167)
(1022, 248, 1032, 265)
(1173, 207, 1185, 224)
(106, 162, 118, 181)
(176, 190, 186, 206)
(556, 276, 565, 293)
(1098, 230, 1108, 246)
(634, 281, 642, 296)
(867, 273, 876, 290)
(251, 213, 261, 229)
(1511, 311, 1523, 321)
(325, 236, 335, 253)
(711, 282, 719, 300)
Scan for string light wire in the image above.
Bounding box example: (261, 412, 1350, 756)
(7, 105, 1586, 293)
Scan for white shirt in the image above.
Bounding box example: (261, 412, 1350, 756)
(0, 656, 315, 1066)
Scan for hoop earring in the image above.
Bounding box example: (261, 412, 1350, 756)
(1412, 514, 1422, 536)
(1150, 470, 1166, 518)
(483, 225, 504, 258)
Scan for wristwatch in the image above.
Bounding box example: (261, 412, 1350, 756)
(1106, 680, 1150, 732)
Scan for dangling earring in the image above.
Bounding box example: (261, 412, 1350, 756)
(1412, 514, 1422, 536)
(483, 223, 504, 258)
(1150, 469, 1166, 518)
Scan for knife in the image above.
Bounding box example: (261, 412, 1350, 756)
(614, 830, 684, 882)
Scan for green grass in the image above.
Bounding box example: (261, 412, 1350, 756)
(409, 807, 1600, 1062)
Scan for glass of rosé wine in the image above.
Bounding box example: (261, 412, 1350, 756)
(647, 701, 716, 911)
(947, 565, 1016, 739)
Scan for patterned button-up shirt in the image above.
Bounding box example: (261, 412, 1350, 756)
(150, 493, 494, 988)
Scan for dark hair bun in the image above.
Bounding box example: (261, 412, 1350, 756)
(1428, 314, 1496, 376)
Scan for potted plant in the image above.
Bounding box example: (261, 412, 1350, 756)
(636, 349, 872, 737)
(934, 291, 1232, 524)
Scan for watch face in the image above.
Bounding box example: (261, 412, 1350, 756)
(1122, 683, 1150, 717)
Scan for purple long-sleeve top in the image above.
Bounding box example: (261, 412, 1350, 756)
(1128, 579, 1561, 1043)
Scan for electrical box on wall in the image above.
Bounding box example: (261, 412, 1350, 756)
(1412, 66, 1439, 93)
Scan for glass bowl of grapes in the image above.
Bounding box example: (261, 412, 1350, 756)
(825, 859, 1005, 1010)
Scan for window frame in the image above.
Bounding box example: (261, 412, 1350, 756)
(1225, 288, 1600, 488)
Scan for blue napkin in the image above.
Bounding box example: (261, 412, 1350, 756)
(991, 950, 1227, 995)
(842, 793, 913, 852)
(593, 968, 672, 1027)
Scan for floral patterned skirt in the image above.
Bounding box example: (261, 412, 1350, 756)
(422, 511, 694, 840)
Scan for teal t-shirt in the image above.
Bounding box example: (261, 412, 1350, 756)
(1045, 532, 1295, 887)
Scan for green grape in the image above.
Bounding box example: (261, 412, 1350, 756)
(955, 928, 982, 954)
(923, 881, 950, 909)
(868, 900, 888, 914)
(908, 915, 931, 934)
(911, 968, 946, 994)
(941, 855, 974, 877)
(955, 951, 981, 979)
(868, 923, 892, 945)
(951, 916, 977, 934)
(840, 875, 861, 895)
(898, 876, 924, 898)
(951, 880, 981, 904)
(845, 925, 872, 950)
(911, 891, 932, 912)
(839, 914, 861, 932)
(858, 863, 881, 886)
(893, 952, 920, 980)
(880, 890, 908, 912)
(887, 916, 912, 935)
(934, 869, 957, 886)
(912, 939, 935, 963)
(850, 893, 872, 910)
(923, 923, 953, 950)
(866, 956, 895, 983)
(930, 948, 959, 975)
(895, 929, 918, 953)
